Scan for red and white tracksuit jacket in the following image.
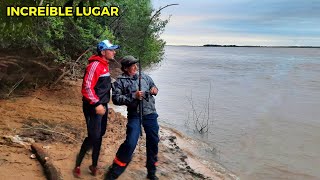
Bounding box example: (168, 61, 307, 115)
(81, 55, 111, 107)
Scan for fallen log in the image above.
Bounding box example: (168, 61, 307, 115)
(31, 143, 63, 180)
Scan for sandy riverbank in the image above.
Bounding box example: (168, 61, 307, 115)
(0, 80, 236, 180)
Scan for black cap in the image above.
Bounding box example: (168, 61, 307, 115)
(121, 55, 138, 68)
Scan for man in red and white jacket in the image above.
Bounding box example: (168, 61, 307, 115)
(73, 39, 119, 178)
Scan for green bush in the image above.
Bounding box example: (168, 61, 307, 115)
(0, 0, 169, 68)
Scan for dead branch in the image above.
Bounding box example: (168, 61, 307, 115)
(51, 47, 91, 88)
(23, 125, 78, 143)
(187, 93, 204, 132)
(34, 119, 53, 130)
(186, 82, 213, 134)
(6, 75, 26, 98)
(31, 60, 55, 71)
(0, 60, 21, 68)
(71, 48, 91, 78)
(1, 57, 20, 62)
(50, 69, 70, 88)
(39, 0, 44, 6)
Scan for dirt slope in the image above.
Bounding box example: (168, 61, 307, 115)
(0, 74, 234, 180)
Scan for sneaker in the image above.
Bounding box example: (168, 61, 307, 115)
(147, 173, 159, 180)
(104, 165, 117, 180)
(89, 165, 98, 176)
(104, 171, 116, 180)
(73, 166, 81, 178)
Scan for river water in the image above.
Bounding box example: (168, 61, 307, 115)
(146, 46, 320, 180)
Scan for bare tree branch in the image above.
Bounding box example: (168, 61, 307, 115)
(6, 75, 26, 98)
(186, 82, 213, 134)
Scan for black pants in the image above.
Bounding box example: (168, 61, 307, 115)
(76, 102, 108, 167)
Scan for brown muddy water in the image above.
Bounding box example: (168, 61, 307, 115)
(145, 46, 320, 180)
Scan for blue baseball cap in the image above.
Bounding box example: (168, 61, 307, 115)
(97, 39, 120, 52)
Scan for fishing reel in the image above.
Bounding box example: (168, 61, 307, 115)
(143, 91, 150, 102)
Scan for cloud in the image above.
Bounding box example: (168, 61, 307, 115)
(153, 0, 320, 46)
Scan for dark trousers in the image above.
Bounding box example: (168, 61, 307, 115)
(76, 102, 108, 167)
(113, 112, 159, 176)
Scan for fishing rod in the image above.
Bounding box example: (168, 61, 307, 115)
(138, 52, 143, 136)
(138, 4, 179, 136)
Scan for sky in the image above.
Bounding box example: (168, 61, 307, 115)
(152, 0, 320, 46)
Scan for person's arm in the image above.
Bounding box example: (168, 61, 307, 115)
(112, 79, 138, 105)
(146, 75, 158, 95)
(82, 62, 106, 115)
(82, 61, 101, 106)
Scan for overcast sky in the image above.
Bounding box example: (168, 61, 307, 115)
(152, 0, 320, 46)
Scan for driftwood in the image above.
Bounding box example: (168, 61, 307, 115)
(31, 143, 63, 180)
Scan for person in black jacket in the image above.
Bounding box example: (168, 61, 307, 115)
(73, 39, 119, 178)
(105, 56, 159, 180)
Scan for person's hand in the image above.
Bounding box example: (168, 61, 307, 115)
(95, 104, 106, 115)
(150, 87, 158, 95)
(135, 91, 143, 100)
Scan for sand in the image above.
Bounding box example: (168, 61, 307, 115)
(0, 80, 236, 180)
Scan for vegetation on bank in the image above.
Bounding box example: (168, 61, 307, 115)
(0, 0, 172, 97)
(0, 0, 168, 65)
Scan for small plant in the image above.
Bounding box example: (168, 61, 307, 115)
(186, 82, 212, 134)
